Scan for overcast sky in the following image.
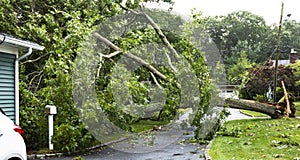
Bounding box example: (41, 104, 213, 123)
(146, 0, 300, 24)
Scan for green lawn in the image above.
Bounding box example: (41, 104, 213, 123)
(241, 101, 300, 117)
(130, 119, 168, 133)
(296, 102, 300, 116)
(209, 118, 300, 160)
(240, 110, 269, 117)
(129, 108, 190, 133)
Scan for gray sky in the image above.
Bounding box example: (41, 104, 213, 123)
(146, 0, 300, 24)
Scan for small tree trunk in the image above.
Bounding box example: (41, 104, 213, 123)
(281, 81, 291, 116)
(225, 99, 283, 119)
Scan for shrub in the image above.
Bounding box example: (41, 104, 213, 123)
(51, 123, 96, 154)
(19, 82, 48, 150)
(241, 65, 298, 100)
(253, 94, 268, 102)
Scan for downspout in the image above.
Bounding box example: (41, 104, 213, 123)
(15, 47, 32, 125)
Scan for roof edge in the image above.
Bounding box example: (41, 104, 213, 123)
(0, 34, 45, 51)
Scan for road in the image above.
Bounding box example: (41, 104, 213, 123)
(43, 110, 206, 160)
(39, 108, 251, 160)
(43, 129, 205, 160)
(226, 108, 254, 120)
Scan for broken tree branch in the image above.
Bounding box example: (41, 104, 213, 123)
(225, 98, 281, 119)
(150, 72, 162, 89)
(125, 52, 167, 80)
(141, 11, 179, 58)
(281, 81, 291, 116)
(164, 50, 178, 73)
(93, 32, 166, 80)
(96, 54, 103, 77)
(21, 53, 50, 64)
(35, 73, 44, 93)
(93, 33, 121, 53)
(29, 70, 43, 86)
(119, 4, 179, 72)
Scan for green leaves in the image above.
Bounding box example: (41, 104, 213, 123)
(2, 0, 212, 153)
(228, 51, 252, 85)
(204, 11, 269, 71)
(240, 64, 298, 100)
(291, 60, 300, 86)
(51, 123, 96, 154)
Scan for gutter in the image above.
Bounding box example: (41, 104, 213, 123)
(14, 48, 33, 125)
(0, 34, 44, 51)
(1, 34, 44, 125)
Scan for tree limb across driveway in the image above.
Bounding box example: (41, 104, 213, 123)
(225, 99, 283, 119)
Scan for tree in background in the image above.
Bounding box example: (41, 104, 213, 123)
(228, 51, 252, 85)
(240, 65, 298, 100)
(291, 60, 300, 93)
(205, 11, 300, 87)
(279, 20, 300, 58)
(205, 11, 270, 67)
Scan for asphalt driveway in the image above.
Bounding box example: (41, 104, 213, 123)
(34, 108, 252, 160)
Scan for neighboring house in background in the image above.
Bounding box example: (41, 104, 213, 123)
(272, 49, 298, 67)
(218, 84, 239, 99)
(0, 34, 44, 124)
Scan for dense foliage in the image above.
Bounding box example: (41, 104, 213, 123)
(240, 64, 299, 100)
(0, 0, 214, 153)
(227, 52, 252, 85)
(1, 0, 299, 154)
(291, 60, 300, 87)
(1, 0, 170, 152)
(205, 11, 300, 84)
(73, 9, 212, 144)
(205, 11, 271, 67)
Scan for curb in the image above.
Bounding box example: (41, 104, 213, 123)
(239, 110, 273, 119)
(28, 153, 64, 160)
(27, 137, 128, 159)
(203, 138, 213, 160)
(27, 110, 206, 159)
(238, 110, 254, 117)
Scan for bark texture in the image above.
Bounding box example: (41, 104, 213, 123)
(225, 99, 282, 119)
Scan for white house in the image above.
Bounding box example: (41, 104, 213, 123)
(0, 34, 44, 124)
(218, 84, 239, 99)
(272, 49, 298, 67)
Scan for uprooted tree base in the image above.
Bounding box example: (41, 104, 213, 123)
(225, 99, 296, 119)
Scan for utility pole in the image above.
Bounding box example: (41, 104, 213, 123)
(273, 2, 284, 104)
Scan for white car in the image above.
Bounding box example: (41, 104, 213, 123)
(0, 109, 27, 160)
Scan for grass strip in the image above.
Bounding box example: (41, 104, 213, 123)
(209, 118, 300, 160)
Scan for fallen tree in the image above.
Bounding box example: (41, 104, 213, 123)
(225, 98, 295, 119)
(225, 99, 279, 118)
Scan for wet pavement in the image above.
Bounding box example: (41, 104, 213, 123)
(44, 110, 206, 160)
(226, 108, 253, 120)
(40, 108, 251, 160)
(44, 128, 205, 160)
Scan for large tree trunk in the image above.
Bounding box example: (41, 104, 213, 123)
(225, 99, 283, 119)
